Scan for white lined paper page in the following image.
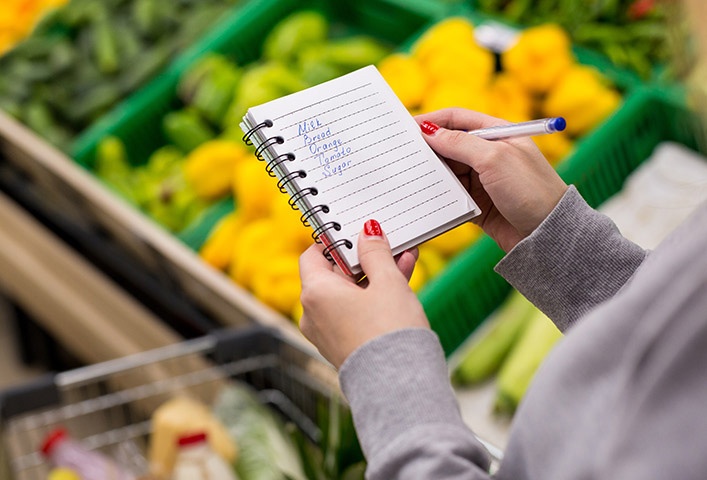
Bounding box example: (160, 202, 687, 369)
(242, 65, 480, 274)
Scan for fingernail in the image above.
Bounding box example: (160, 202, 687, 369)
(420, 121, 439, 136)
(363, 219, 382, 237)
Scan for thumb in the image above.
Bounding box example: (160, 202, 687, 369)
(357, 219, 405, 284)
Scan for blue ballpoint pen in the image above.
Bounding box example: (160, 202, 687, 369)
(467, 117, 566, 140)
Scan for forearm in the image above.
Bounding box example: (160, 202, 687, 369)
(339, 328, 492, 479)
(495, 185, 647, 331)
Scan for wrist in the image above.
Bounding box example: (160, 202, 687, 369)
(526, 182, 569, 236)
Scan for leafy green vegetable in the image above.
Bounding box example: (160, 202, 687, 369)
(213, 383, 308, 480)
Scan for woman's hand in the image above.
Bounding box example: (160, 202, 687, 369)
(416, 108, 568, 252)
(298, 220, 429, 369)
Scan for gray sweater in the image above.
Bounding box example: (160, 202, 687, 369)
(339, 185, 707, 479)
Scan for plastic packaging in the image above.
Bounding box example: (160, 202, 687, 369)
(171, 432, 238, 480)
(40, 428, 136, 480)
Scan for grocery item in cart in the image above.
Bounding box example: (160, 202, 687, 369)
(40, 428, 136, 480)
(171, 432, 238, 480)
(148, 396, 237, 478)
(47, 468, 80, 480)
(213, 383, 307, 480)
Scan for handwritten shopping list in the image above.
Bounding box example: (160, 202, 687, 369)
(243, 65, 478, 270)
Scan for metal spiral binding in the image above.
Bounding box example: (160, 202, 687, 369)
(265, 153, 295, 177)
(288, 187, 318, 210)
(276, 170, 306, 193)
(311, 221, 341, 243)
(242, 119, 273, 146)
(244, 119, 352, 262)
(323, 239, 354, 260)
(300, 204, 329, 227)
(255, 135, 284, 160)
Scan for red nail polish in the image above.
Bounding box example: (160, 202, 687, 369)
(364, 219, 382, 237)
(420, 121, 439, 135)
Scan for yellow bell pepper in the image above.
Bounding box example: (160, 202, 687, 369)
(228, 218, 296, 289)
(251, 253, 302, 315)
(487, 73, 533, 122)
(422, 44, 495, 90)
(269, 197, 314, 254)
(199, 212, 244, 271)
(232, 159, 280, 221)
(421, 80, 491, 115)
(543, 65, 621, 136)
(183, 140, 249, 200)
(503, 24, 574, 95)
(412, 17, 477, 66)
(378, 53, 429, 110)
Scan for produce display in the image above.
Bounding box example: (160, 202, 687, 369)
(378, 17, 623, 164)
(474, 0, 669, 80)
(40, 380, 363, 480)
(95, 136, 209, 233)
(0, 0, 67, 56)
(0, 0, 242, 151)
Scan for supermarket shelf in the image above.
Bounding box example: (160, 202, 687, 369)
(0, 160, 220, 341)
(0, 187, 181, 365)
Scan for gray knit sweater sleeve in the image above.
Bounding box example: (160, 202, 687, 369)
(495, 185, 647, 331)
(339, 328, 493, 480)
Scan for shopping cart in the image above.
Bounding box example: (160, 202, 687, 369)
(0, 326, 359, 480)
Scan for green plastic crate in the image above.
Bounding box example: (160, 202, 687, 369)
(422, 87, 705, 356)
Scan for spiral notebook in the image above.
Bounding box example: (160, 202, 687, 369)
(241, 65, 480, 276)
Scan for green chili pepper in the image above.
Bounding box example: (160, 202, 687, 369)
(263, 11, 329, 64)
(163, 109, 216, 153)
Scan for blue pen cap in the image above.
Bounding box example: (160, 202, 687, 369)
(549, 117, 566, 133)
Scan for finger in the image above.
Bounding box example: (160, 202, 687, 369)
(420, 120, 501, 172)
(395, 248, 418, 282)
(357, 219, 405, 285)
(415, 108, 508, 131)
(299, 243, 335, 283)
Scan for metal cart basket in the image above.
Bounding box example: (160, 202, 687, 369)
(0, 326, 355, 480)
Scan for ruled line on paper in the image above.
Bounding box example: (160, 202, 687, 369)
(285, 106, 391, 142)
(273, 83, 372, 121)
(348, 197, 458, 241)
(386, 199, 458, 234)
(341, 178, 444, 225)
(323, 147, 418, 192)
(328, 162, 429, 205)
(281, 94, 383, 133)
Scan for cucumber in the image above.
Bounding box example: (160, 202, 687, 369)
(452, 289, 535, 385)
(494, 307, 563, 415)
